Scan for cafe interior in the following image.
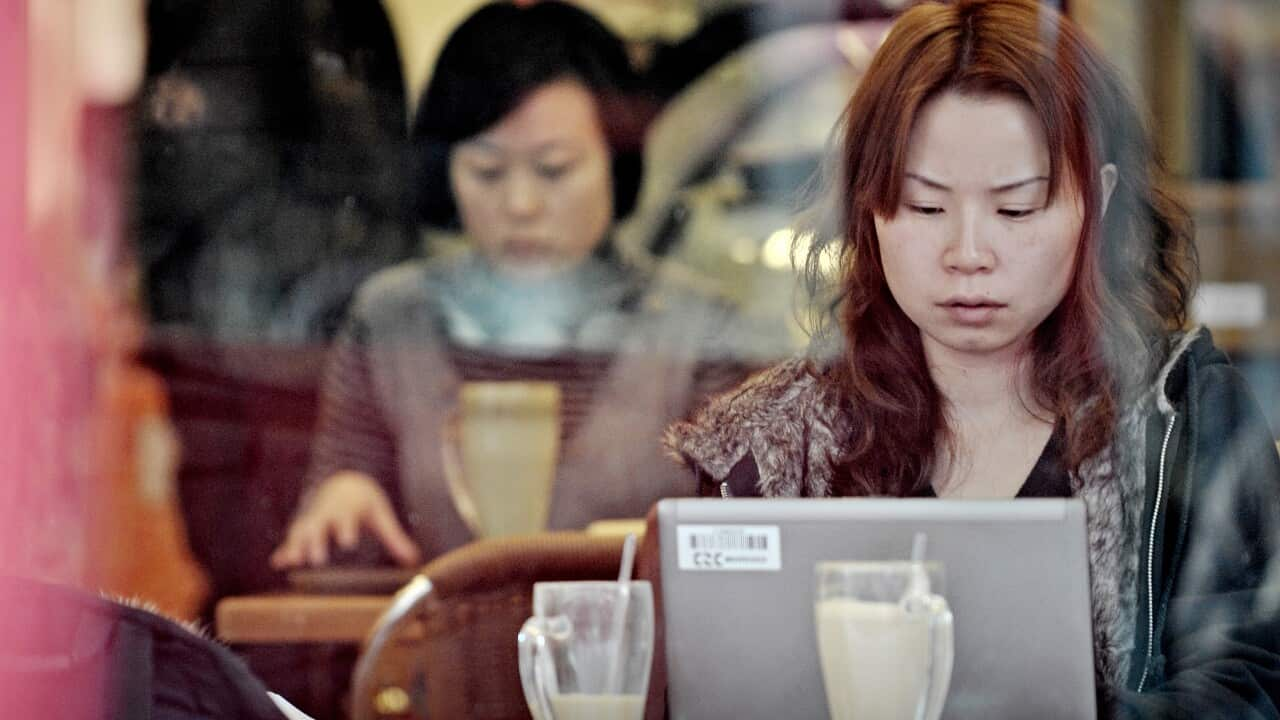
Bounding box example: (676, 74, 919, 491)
(4, 0, 1280, 718)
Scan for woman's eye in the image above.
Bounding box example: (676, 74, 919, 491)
(536, 163, 571, 180)
(469, 165, 503, 182)
(998, 208, 1037, 219)
(907, 204, 944, 216)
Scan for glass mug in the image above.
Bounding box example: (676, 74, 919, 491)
(440, 381, 561, 538)
(518, 581, 654, 720)
(814, 561, 954, 720)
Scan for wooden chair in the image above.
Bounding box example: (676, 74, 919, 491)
(350, 532, 627, 720)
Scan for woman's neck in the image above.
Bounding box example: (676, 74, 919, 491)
(924, 340, 1044, 425)
(438, 251, 629, 352)
(924, 340, 1056, 497)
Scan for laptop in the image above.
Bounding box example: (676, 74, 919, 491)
(657, 498, 1096, 720)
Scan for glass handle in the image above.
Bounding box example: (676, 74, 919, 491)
(518, 616, 559, 720)
(922, 595, 954, 720)
(439, 408, 484, 538)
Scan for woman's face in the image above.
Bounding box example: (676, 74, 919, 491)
(449, 78, 614, 282)
(874, 91, 1086, 366)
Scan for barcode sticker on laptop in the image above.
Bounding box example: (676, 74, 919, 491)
(676, 525, 781, 571)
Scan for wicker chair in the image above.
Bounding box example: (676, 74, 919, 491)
(350, 532, 628, 720)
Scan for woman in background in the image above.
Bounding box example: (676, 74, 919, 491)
(272, 1, 778, 570)
(666, 0, 1280, 715)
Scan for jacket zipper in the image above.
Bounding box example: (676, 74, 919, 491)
(720, 481, 732, 498)
(1137, 412, 1177, 693)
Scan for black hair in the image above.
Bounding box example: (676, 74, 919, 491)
(411, 1, 650, 229)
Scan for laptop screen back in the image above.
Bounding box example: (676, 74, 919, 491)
(657, 497, 1096, 720)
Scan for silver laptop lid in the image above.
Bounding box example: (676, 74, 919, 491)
(658, 498, 1096, 720)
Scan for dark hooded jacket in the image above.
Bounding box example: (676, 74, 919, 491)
(0, 577, 287, 719)
(665, 328, 1280, 718)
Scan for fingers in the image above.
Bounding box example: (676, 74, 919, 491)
(268, 542, 298, 569)
(365, 499, 422, 568)
(270, 518, 331, 569)
(269, 519, 309, 569)
(269, 529, 307, 569)
(333, 512, 360, 550)
(269, 474, 420, 569)
(304, 527, 330, 567)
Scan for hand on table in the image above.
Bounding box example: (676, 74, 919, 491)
(270, 471, 421, 569)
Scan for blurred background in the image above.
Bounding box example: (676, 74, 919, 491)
(5, 0, 1278, 717)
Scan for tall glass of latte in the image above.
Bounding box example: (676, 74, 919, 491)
(441, 381, 560, 538)
(814, 561, 953, 720)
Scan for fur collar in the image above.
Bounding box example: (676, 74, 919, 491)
(106, 592, 213, 639)
(664, 328, 1205, 691)
(664, 359, 849, 498)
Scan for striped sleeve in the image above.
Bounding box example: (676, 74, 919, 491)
(303, 316, 399, 501)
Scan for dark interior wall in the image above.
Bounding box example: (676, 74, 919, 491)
(133, 0, 416, 644)
(136, 0, 414, 342)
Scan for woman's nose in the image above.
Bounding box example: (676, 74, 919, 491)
(502, 169, 544, 217)
(942, 213, 996, 273)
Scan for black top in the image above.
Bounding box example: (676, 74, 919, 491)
(708, 423, 1072, 499)
(914, 423, 1072, 498)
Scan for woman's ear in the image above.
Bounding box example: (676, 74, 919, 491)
(1099, 163, 1118, 218)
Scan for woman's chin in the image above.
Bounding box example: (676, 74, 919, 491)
(921, 325, 1031, 362)
(490, 258, 576, 284)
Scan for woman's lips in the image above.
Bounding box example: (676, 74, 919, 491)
(502, 239, 555, 261)
(939, 299, 1005, 325)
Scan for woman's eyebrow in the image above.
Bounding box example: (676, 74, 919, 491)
(457, 139, 502, 155)
(462, 138, 578, 156)
(991, 176, 1049, 193)
(905, 172, 950, 191)
(532, 140, 579, 157)
(905, 173, 1049, 193)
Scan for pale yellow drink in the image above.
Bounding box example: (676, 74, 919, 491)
(453, 382, 560, 537)
(548, 693, 645, 720)
(816, 599, 933, 720)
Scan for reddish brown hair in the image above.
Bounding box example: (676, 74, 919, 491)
(801, 0, 1196, 496)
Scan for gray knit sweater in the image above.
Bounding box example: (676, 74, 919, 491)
(304, 251, 786, 561)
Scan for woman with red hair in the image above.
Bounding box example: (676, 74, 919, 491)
(666, 0, 1280, 715)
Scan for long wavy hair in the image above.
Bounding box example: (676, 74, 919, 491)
(800, 0, 1197, 496)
